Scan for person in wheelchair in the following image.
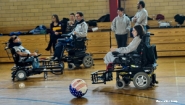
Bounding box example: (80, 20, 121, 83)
(52, 12, 88, 61)
(8, 35, 40, 69)
(104, 25, 145, 68)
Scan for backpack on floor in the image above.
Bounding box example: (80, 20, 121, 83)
(29, 25, 47, 34)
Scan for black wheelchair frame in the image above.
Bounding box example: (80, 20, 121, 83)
(91, 32, 158, 90)
(57, 34, 94, 70)
(3, 42, 64, 81)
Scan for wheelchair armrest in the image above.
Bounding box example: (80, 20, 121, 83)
(76, 37, 87, 41)
(34, 54, 42, 58)
(112, 51, 126, 57)
(132, 54, 140, 57)
(22, 54, 41, 62)
(61, 34, 72, 37)
(128, 51, 138, 54)
(117, 54, 125, 57)
(57, 38, 66, 41)
(112, 51, 120, 56)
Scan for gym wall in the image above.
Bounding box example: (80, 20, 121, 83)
(0, 0, 109, 26)
(122, 0, 185, 20)
(0, 0, 184, 27)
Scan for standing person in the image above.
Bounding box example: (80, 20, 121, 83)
(66, 13, 78, 34)
(45, 14, 62, 51)
(131, 1, 148, 35)
(111, 8, 131, 48)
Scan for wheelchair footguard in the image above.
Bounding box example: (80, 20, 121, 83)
(11, 59, 64, 81)
(91, 70, 113, 84)
(91, 66, 158, 90)
(62, 53, 94, 70)
(40, 59, 64, 75)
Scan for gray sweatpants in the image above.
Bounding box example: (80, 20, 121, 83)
(104, 52, 116, 64)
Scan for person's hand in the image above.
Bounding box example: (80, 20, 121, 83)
(110, 47, 116, 52)
(31, 52, 37, 56)
(73, 31, 76, 35)
(55, 32, 59, 35)
(133, 18, 137, 22)
(70, 21, 74, 25)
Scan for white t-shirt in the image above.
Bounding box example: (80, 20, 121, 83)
(13, 45, 31, 62)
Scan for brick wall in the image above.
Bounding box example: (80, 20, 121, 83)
(0, 0, 109, 27)
(0, 0, 184, 27)
(122, 0, 185, 20)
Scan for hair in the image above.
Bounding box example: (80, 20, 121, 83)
(139, 1, 145, 8)
(76, 12, 83, 17)
(70, 13, 75, 16)
(133, 25, 145, 39)
(8, 36, 17, 48)
(117, 7, 124, 12)
(8, 36, 16, 44)
(52, 14, 60, 23)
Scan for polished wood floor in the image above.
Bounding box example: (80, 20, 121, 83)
(0, 57, 185, 105)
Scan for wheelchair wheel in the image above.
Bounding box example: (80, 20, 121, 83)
(83, 55, 93, 68)
(133, 72, 150, 90)
(116, 80, 125, 89)
(68, 63, 75, 70)
(123, 78, 131, 86)
(16, 70, 27, 81)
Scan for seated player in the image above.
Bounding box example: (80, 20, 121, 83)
(8, 35, 40, 69)
(104, 25, 145, 68)
(52, 12, 88, 60)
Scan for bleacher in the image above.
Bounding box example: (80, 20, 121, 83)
(0, 19, 185, 62)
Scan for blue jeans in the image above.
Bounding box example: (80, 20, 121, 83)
(54, 38, 73, 59)
(25, 57, 40, 69)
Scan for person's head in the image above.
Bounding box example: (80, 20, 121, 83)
(75, 12, 84, 22)
(137, 1, 145, 9)
(69, 13, 75, 21)
(132, 25, 145, 38)
(8, 36, 21, 48)
(52, 14, 60, 23)
(117, 8, 124, 16)
(9, 36, 21, 43)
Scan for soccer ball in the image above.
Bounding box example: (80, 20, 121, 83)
(69, 79, 88, 98)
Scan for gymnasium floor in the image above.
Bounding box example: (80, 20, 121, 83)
(0, 57, 185, 105)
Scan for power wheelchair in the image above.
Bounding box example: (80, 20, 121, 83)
(91, 32, 158, 90)
(57, 34, 94, 70)
(3, 43, 64, 81)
